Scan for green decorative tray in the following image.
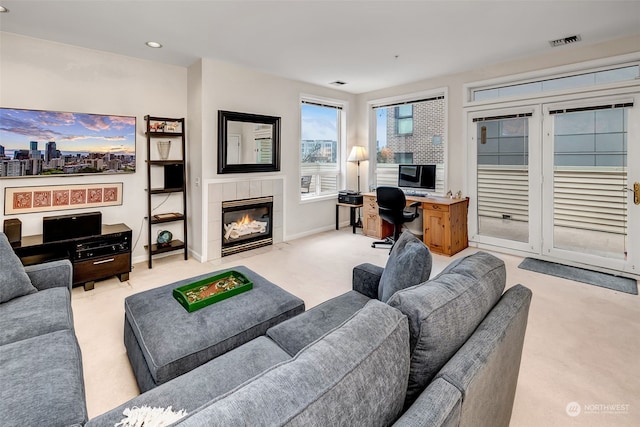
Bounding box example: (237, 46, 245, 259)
(173, 270, 253, 312)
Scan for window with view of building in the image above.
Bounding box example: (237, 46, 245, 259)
(372, 93, 446, 194)
(395, 105, 413, 135)
(300, 99, 344, 199)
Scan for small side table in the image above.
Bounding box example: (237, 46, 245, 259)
(336, 202, 364, 234)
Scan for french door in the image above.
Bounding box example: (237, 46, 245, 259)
(469, 94, 639, 275)
(468, 106, 542, 254)
(542, 95, 638, 274)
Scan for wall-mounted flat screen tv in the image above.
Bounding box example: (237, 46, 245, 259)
(398, 164, 436, 191)
(0, 107, 136, 178)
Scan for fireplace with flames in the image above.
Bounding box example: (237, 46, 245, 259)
(221, 196, 273, 256)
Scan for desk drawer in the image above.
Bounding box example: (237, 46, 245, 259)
(73, 252, 130, 285)
(422, 202, 449, 212)
(364, 196, 378, 214)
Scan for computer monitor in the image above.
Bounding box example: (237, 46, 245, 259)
(398, 164, 436, 191)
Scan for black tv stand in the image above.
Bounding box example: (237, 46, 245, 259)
(14, 223, 132, 291)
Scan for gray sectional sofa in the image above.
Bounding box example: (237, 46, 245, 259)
(88, 232, 532, 427)
(1, 230, 532, 426)
(0, 232, 88, 427)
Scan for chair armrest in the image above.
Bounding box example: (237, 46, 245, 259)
(408, 201, 420, 215)
(352, 263, 384, 299)
(24, 259, 73, 292)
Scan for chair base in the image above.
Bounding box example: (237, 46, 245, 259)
(372, 236, 396, 253)
(371, 236, 394, 248)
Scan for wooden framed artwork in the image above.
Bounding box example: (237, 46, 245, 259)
(4, 183, 123, 214)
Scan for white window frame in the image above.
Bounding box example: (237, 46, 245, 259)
(464, 53, 640, 108)
(299, 94, 347, 203)
(368, 87, 448, 193)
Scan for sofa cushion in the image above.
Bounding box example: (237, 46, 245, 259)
(0, 330, 88, 427)
(0, 287, 73, 346)
(267, 290, 371, 356)
(378, 230, 432, 302)
(0, 232, 37, 303)
(387, 251, 506, 406)
(177, 300, 410, 427)
(87, 336, 291, 427)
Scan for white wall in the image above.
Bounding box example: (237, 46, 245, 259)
(187, 58, 357, 259)
(3, 30, 637, 265)
(0, 33, 188, 263)
(355, 34, 640, 197)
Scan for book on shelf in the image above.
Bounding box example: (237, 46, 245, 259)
(153, 213, 181, 220)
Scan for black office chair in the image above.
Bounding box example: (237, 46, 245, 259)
(371, 186, 420, 250)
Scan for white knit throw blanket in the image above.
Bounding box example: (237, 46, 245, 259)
(114, 405, 188, 427)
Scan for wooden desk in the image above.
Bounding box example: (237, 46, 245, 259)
(362, 192, 468, 256)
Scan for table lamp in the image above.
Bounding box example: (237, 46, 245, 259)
(347, 145, 368, 194)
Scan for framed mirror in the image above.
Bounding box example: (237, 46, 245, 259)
(218, 110, 281, 174)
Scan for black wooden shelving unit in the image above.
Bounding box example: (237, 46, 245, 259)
(145, 115, 188, 268)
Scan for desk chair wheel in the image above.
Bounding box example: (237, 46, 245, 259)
(371, 236, 395, 251)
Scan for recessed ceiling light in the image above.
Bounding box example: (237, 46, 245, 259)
(0, 6, 9, 13)
(145, 41, 163, 48)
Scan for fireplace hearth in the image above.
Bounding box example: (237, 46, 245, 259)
(221, 196, 273, 256)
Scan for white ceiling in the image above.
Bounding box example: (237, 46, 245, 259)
(1, 0, 639, 94)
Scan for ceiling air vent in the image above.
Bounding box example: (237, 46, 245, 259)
(549, 35, 582, 47)
(330, 81, 347, 86)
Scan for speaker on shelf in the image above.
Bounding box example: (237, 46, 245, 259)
(164, 164, 184, 189)
(3, 218, 22, 248)
(43, 211, 102, 243)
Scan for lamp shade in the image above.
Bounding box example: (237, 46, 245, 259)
(347, 145, 368, 162)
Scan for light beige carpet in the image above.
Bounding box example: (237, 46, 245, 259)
(71, 229, 640, 426)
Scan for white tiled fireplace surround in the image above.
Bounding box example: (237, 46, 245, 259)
(205, 176, 284, 261)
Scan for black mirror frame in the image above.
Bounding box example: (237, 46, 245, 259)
(217, 110, 281, 174)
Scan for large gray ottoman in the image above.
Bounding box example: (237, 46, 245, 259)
(124, 266, 305, 391)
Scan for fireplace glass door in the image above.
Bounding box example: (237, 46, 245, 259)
(222, 197, 273, 256)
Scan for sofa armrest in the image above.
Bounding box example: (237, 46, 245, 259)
(393, 378, 462, 427)
(352, 263, 384, 299)
(24, 259, 73, 292)
(433, 284, 532, 427)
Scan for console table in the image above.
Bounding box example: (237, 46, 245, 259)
(336, 201, 363, 234)
(14, 223, 132, 291)
(363, 192, 469, 256)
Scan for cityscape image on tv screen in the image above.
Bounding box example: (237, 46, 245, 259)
(0, 107, 136, 177)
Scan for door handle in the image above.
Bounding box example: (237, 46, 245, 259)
(628, 182, 640, 205)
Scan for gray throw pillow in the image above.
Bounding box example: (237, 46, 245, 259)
(0, 232, 37, 303)
(378, 231, 432, 302)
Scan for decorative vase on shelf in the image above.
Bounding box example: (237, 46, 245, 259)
(156, 230, 173, 247)
(157, 140, 171, 160)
